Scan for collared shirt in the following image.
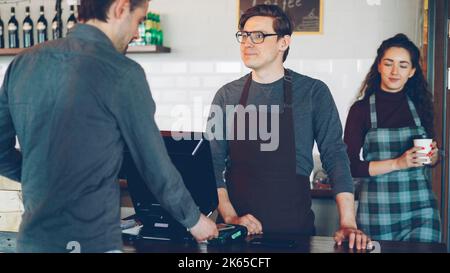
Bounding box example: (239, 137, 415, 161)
(0, 24, 200, 253)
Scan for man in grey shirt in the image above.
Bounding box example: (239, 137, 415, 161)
(207, 5, 370, 250)
(0, 0, 217, 252)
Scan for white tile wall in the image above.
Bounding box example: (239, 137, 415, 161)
(0, 0, 422, 132)
(174, 76, 201, 88)
(160, 89, 188, 103)
(202, 75, 234, 89)
(301, 60, 334, 74)
(147, 75, 174, 88)
(0, 57, 381, 131)
(148, 58, 369, 132)
(189, 62, 215, 74)
(215, 62, 242, 74)
(161, 62, 188, 74)
(284, 60, 302, 73)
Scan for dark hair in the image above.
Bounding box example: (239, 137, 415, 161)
(239, 4, 293, 62)
(78, 0, 147, 22)
(357, 33, 435, 138)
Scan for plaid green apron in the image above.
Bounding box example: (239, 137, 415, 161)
(357, 94, 441, 242)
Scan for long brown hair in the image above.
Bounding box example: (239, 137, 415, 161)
(357, 33, 434, 137)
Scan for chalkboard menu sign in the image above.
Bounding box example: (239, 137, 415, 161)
(238, 0, 323, 34)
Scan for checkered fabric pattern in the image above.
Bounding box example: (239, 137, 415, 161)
(357, 95, 441, 243)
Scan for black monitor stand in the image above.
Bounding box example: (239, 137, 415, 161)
(121, 131, 218, 241)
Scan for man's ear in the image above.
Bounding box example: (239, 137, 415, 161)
(112, 0, 131, 20)
(280, 35, 291, 52)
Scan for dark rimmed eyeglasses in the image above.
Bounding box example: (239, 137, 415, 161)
(235, 31, 279, 44)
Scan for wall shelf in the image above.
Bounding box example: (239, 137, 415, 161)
(0, 45, 171, 57)
(0, 48, 24, 56)
(127, 45, 171, 54)
(0, 0, 30, 3)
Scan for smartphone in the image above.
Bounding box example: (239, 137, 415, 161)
(249, 238, 297, 248)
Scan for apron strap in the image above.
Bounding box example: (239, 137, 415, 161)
(369, 94, 378, 129)
(283, 69, 293, 109)
(239, 69, 293, 109)
(406, 97, 423, 128)
(239, 73, 253, 107)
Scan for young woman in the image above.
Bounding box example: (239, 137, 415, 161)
(344, 34, 441, 242)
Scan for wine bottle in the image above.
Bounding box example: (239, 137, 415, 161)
(37, 6, 48, 44)
(0, 12, 5, 49)
(51, 7, 63, 40)
(66, 5, 77, 34)
(8, 7, 19, 49)
(23, 6, 34, 48)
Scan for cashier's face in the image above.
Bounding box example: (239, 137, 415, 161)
(240, 16, 289, 71)
(116, 1, 149, 53)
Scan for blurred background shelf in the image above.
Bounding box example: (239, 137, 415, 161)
(0, 45, 171, 56)
(0, 49, 23, 56)
(126, 45, 171, 54)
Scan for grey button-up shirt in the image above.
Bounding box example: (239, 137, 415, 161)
(0, 24, 200, 253)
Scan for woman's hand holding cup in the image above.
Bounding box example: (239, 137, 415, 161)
(394, 146, 428, 170)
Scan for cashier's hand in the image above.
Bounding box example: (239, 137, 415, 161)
(227, 214, 263, 235)
(334, 226, 372, 250)
(189, 214, 219, 243)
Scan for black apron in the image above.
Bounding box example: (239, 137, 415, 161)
(225, 69, 315, 235)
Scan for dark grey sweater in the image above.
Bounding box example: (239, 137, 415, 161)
(0, 24, 200, 253)
(208, 71, 353, 196)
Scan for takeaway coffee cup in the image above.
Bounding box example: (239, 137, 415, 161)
(413, 138, 433, 165)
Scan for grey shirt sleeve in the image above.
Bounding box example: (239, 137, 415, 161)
(207, 87, 228, 189)
(0, 64, 22, 182)
(312, 81, 354, 196)
(110, 66, 201, 229)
